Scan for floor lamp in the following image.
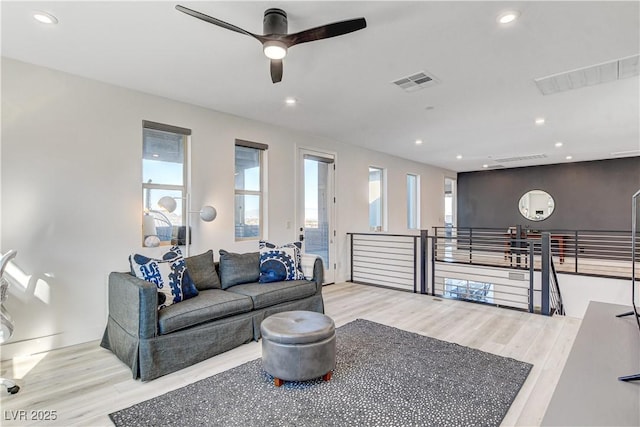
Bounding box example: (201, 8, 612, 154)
(158, 194, 216, 257)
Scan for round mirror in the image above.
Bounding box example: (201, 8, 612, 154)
(518, 189, 555, 221)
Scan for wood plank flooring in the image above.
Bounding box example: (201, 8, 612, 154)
(0, 282, 581, 426)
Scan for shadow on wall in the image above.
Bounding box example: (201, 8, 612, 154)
(5, 260, 52, 306)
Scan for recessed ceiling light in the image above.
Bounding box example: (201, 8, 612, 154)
(33, 11, 58, 24)
(285, 97, 296, 105)
(415, 139, 423, 145)
(555, 142, 563, 148)
(497, 11, 520, 24)
(456, 154, 463, 160)
(152, 154, 159, 158)
(566, 155, 573, 160)
(482, 164, 489, 168)
(535, 118, 545, 125)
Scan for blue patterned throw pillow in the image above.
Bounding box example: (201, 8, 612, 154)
(129, 246, 198, 309)
(160, 246, 199, 299)
(259, 241, 305, 283)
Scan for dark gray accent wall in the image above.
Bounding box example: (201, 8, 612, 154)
(457, 157, 640, 231)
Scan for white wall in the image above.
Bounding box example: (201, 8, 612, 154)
(557, 274, 633, 318)
(1, 58, 454, 358)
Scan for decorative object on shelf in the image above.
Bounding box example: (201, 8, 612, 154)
(0, 249, 20, 394)
(157, 194, 216, 256)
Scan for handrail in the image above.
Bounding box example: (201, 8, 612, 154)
(550, 257, 565, 315)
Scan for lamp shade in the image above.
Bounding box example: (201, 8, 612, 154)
(200, 205, 217, 222)
(158, 196, 177, 213)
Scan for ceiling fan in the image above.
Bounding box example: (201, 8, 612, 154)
(176, 5, 367, 84)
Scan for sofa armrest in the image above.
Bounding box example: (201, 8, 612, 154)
(312, 257, 324, 292)
(108, 272, 157, 339)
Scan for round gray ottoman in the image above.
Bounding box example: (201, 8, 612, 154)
(260, 310, 336, 387)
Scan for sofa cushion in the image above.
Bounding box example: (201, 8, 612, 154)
(219, 250, 260, 289)
(258, 241, 305, 283)
(185, 250, 221, 290)
(157, 289, 253, 335)
(225, 280, 317, 310)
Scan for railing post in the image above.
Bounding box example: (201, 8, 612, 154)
(516, 224, 523, 266)
(349, 233, 354, 282)
(541, 233, 551, 316)
(431, 237, 436, 295)
(420, 230, 428, 294)
(529, 242, 534, 313)
(469, 228, 473, 263)
(574, 230, 579, 273)
(413, 236, 417, 293)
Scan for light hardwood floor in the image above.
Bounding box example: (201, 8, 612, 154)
(0, 282, 581, 426)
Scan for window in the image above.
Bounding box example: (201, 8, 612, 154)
(235, 139, 267, 240)
(369, 166, 385, 231)
(141, 121, 190, 246)
(407, 174, 420, 229)
(444, 177, 456, 228)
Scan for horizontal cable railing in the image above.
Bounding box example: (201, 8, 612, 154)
(347, 233, 419, 292)
(348, 226, 636, 315)
(433, 227, 635, 279)
(348, 230, 566, 316)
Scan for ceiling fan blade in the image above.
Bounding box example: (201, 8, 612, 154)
(176, 5, 265, 43)
(270, 59, 283, 84)
(282, 17, 367, 47)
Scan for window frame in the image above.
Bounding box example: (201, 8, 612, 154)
(141, 121, 190, 246)
(368, 166, 386, 232)
(234, 139, 267, 241)
(407, 173, 420, 230)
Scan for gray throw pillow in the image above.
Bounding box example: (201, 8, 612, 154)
(219, 250, 260, 289)
(185, 250, 221, 290)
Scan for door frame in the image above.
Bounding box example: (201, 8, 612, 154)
(297, 146, 337, 284)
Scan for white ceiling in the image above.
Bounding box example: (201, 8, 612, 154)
(2, 1, 639, 172)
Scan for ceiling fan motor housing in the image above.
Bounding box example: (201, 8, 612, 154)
(264, 8, 287, 35)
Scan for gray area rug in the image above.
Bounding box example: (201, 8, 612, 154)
(110, 319, 532, 427)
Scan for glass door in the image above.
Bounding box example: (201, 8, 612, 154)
(298, 149, 335, 284)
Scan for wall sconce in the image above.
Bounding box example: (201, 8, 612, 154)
(157, 194, 216, 256)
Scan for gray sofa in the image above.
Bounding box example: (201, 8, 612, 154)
(100, 250, 324, 381)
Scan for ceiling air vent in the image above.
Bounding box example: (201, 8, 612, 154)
(392, 71, 440, 92)
(490, 153, 547, 163)
(534, 54, 640, 95)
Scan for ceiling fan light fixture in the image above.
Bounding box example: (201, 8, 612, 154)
(263, 41, 287, 60)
